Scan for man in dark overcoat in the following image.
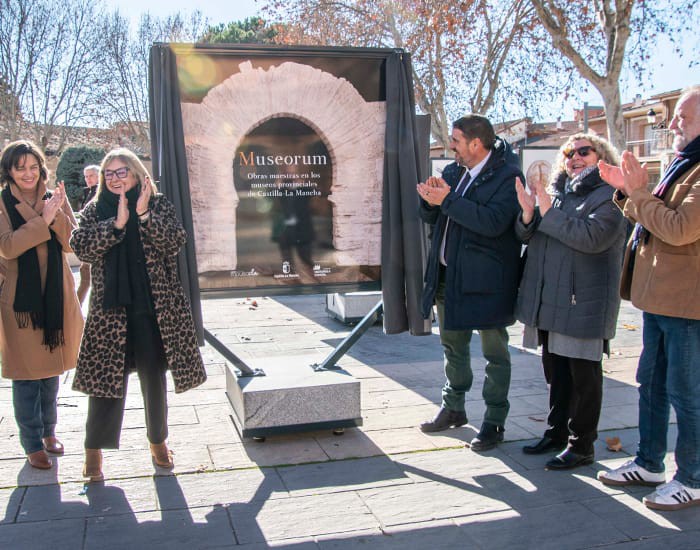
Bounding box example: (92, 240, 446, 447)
(417, 114, 523, 451)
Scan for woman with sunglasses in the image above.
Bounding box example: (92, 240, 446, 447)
(0, 140, 84, 469)
(70, 148, 206, 481)
(514, 133, 627, 469)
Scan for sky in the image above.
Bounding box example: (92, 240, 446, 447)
(103, 0, 262, 26)
(103, 0, 699, 121)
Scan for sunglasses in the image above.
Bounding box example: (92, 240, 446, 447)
(104, 166, 130, 181)
(563, 145, 596, 159)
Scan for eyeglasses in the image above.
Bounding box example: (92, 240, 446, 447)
(104, 166, 130, 181)
(563, 145, 596, 159)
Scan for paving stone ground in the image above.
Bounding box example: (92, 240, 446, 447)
(1, 278, 697, 549)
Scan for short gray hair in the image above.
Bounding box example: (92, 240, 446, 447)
(680, 84, 700, 105)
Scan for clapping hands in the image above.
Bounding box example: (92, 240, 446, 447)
(598, 151, 648, 195)
(136, 176, 152, 215)
(417, 176, 450, 206)
(43, 181, 66, 226)
(114, 175, 153, 230)
(515, 177, 551, 224)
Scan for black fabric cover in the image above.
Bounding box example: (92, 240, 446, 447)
(148, 44, 204, 345)
(381, 52, 432, 335)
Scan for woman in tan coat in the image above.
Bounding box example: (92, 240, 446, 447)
(0, 140, 84, 469)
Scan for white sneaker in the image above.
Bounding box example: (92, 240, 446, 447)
(643, 480, 700, 511)
(597, 460, 666, 487)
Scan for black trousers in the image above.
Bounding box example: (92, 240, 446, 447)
(541, 331, 603, 455)
(85, 312, 168, 449)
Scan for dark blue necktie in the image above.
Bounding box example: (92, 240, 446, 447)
(443, 170, 471, 260)
(453, 169, 471, 196)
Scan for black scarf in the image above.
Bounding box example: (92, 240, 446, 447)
(95, 187, 153, 314)
(1, 186, 64, 351)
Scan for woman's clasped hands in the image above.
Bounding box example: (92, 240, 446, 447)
(42, 181, 66, 226)
(515, 176, 551, 224)
(114, 176, 152, 230)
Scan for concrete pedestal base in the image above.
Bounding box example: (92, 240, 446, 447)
(225, 359, 362, 438)
(326, 291, 382, 324)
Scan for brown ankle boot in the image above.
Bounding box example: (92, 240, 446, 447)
(83, 449, 104, 481)
(150, 442, 174, 469)
(27, 449, 53, 470)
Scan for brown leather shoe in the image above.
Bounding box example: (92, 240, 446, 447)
(150, 442, 174, 469)
(83, 448, 104, 482)
(27, 449, 53, 469)
(43, 436, 65, 455)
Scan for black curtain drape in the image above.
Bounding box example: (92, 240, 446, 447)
(381, 51, 432, 336)
(148, 43, 204, 345)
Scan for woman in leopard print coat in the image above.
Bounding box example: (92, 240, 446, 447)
(70, 148, 206, 480)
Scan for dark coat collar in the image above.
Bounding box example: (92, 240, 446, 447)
(552, 166, 607, 196)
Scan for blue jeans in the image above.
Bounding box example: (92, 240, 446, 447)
(635, 312, 700, 488)
(12, 377, 59, 454)
(435, 283, 511, 426)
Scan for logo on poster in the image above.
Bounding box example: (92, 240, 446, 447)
(229, 268, 258, 277)
(273, 261, 300, 279)
(313, 264, 332, 277)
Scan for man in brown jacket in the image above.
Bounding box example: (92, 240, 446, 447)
(597, 85, 700, 511)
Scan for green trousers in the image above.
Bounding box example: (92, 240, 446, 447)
(435, 282, 511, 426)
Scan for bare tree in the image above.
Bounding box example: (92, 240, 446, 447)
(530, 0, 699, 151)
(262, 0, 547, 149)
(0, 0, 105, 152)
(97, 10, 209, 153)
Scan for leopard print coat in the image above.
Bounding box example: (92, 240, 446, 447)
(70, 194, 206, 398)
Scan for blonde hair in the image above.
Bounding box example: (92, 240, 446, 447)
(97, 148, 157, 198)
(550, 133, 620, 185)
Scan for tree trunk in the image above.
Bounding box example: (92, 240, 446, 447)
(596, 82, 626, 153)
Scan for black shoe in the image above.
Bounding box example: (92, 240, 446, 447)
(469, 423, 504, 451)
(522, 436, 567, 455)
(419, 408, 468, 433)
(545, 449, 594, 470)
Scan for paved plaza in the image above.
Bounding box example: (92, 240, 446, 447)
(1, 283, 697, 549)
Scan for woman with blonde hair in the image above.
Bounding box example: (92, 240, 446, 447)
(0, 140, 83, 469)
(515, 133, 627, 469)
(71, 148, 206, 481)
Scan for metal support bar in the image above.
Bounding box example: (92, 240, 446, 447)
(312, 300, 383, 371)
(203, 328, 265, 377)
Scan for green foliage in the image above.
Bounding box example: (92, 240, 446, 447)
(55, 146, 105, 210)
(200, 17, 277, 44)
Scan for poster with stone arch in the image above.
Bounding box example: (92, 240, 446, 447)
(175, 45, 386, 295)
(521, 147, 559, 190)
